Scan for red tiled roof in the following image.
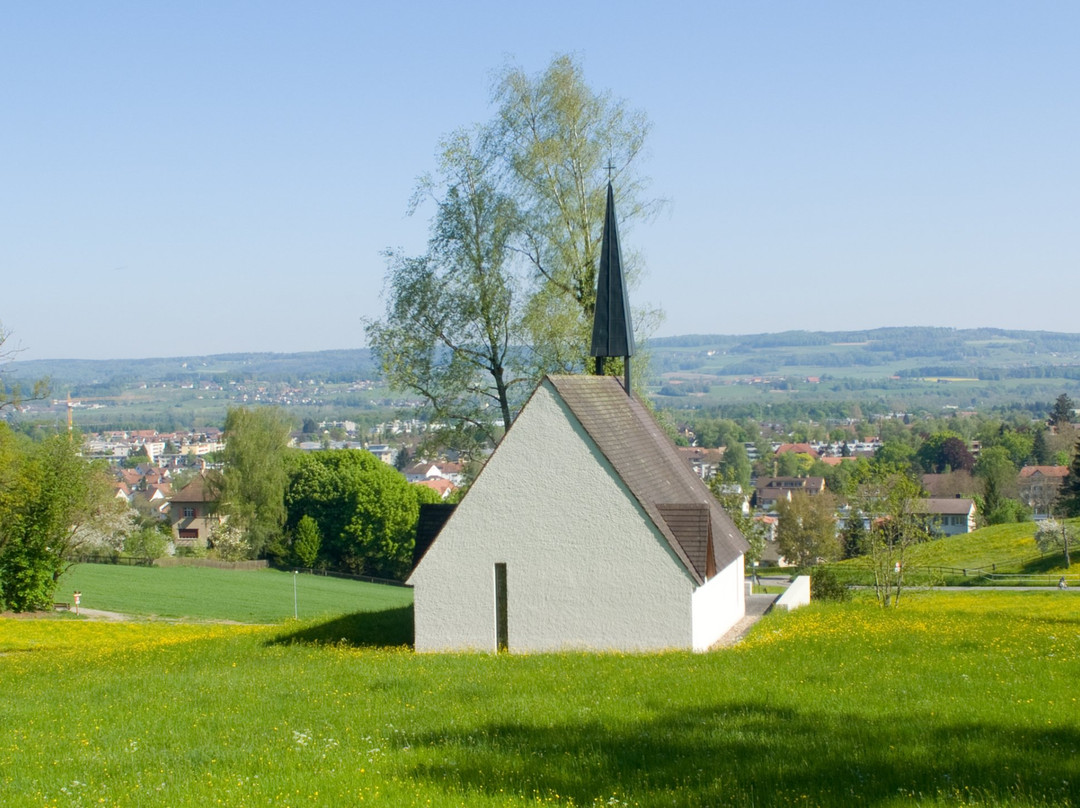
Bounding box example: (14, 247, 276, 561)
(415, 478, 455, 497)
(1019, 465, 1069, 478)
(775, 443, 819, 458)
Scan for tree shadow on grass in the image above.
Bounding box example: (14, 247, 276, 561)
(405, 701, 1080, 807)
(267, 605, 413, 649)
(1021, 554, 1070, 575)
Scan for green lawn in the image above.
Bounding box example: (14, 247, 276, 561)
(832, 521, 1076, 585)
(57, 563, 412, 623)
(901, 522, 1043, 570)
(2, 590, 1077, 806)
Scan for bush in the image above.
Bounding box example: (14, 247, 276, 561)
(124, 526, 168, 563)
(811, 566, 851, 602)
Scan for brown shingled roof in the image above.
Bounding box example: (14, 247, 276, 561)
(548, 375, 748, 584)
(914, 497, 976, 515)
(170, 473, 218, 504)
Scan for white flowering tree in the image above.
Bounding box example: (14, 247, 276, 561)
(1035, 518, 1073, 569)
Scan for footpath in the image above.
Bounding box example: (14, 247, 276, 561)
(712, 592, 779, 648)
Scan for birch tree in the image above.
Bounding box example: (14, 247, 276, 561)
(494, 54, 661, 375)
(366, 129, 529, 452)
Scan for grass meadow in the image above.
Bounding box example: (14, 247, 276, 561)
(3, 589, 1078, 807)
(57, 564, 412, 623)
(830, 521, 1079, 586)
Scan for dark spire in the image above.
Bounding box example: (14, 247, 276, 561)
(590, 182, 635, 393)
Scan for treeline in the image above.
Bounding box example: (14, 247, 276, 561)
(650, 327, 1080, 354)
(215, 408, 442, 581)
(897, 365, 1080, 381)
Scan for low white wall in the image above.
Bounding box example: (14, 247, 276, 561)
(691, 554, 745, 651)
(774, 575, 811, 611)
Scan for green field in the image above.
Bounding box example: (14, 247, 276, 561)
(57, 563, 413, 623)
(831, 521, 1077, 586)
(2, 590, 1078, 806)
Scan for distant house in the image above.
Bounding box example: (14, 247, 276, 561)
(409, 375, 749, 653)
(921, 472, 977, 500)
(130, 483, 173, 523)
(914, 497, 977, 536)
(1018, 466, 1069, 518)
(405, 460, 466, 487)
(414, 477, 456, 500)
(676, 446, 724, 480)
(754, 477, 826, 510)
(168, 475, 223, 547)
(774, 443, 819, 459)
(366, 444, 397, 465)
(819, 456, 853, 467)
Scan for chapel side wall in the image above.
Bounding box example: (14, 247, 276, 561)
(410, 382, 695, 653)
(690, 554, 746, 651)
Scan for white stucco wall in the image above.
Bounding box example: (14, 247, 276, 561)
(411, 381, 700, 653)
(690, 553, 746, 651)
(774, 575, 811, 611)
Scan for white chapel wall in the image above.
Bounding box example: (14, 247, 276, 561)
(411, 381, 696, 653)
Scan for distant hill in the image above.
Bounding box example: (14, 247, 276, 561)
(649, 327, 1080, 380)
(9, 327, 1080, 415)
(646, 327, 1080, 412)
(6, 349, 379, 387)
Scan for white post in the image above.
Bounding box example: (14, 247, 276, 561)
(293, 571, 298, 619)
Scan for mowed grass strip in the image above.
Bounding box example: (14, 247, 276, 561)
(2, 590, 1078, 807)
(57, 563, 412, 623)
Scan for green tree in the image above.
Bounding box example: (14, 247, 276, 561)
(493, 54, 660, 375)
(916, 431, 974, 473)
(974, 446, 1023, 525)
(979, 424, 1034, 469)
(124, 525, 168, 563)
(775, 491, 838, 567)
(220, 407, 292, 558)
(839, 508, 867, 559)
(1050, 393, 1074, 427)
(0, 427, 120, 611)
(368, 55, 659, 454)
(366, 129, 530, 452)
(1055, 440, 1080, 517)
(285, 450, 428, 579)
(810, 565, 850, 602)
(775, 451, 801, 478)
(850, 472, 932, 608)
(709, 473, 765, 565)
(1031, 427, 1051, 465)
(292, 514, 322, 569)
(718, 441, 752, 490)
(875, 440, 915, 471)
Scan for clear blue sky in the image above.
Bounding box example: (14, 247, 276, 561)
(3, 1, 1078, 360)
